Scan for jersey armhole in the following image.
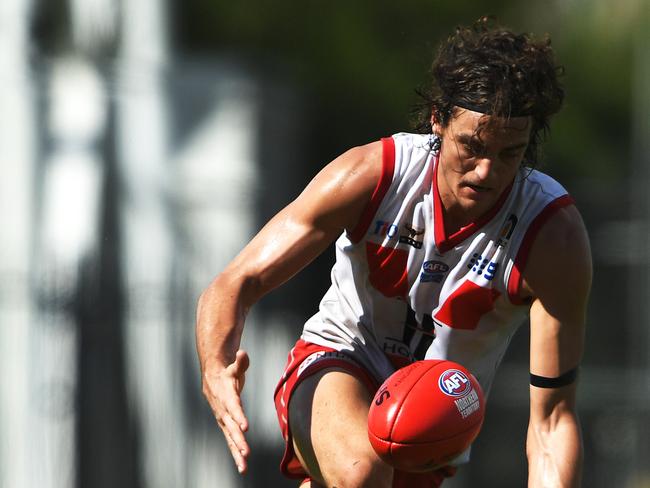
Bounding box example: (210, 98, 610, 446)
(348, 137, 396, 243)
(506, 194, 576, 305)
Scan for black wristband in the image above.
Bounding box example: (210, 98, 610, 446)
(530, 367, 578, 388)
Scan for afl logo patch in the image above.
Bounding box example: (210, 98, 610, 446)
(420, 260, 449, 283)
(438, 369, 472, 397)
(423, 261, 448, 273)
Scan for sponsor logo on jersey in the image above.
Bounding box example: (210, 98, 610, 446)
(438, 369, 473, 397)
(497, 214, 518, 247)
(420, 260, 449, 283)
(467, 253, 499, 281)
(398, 224, 424, 249)
(372, 220, 424, 249)
(373, 220, 399, 238)
(382, 337, 412, 359)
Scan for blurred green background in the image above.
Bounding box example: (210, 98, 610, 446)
(174, 0, 642, 179)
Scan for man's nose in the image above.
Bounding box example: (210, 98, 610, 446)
(473, 157, 493, 181)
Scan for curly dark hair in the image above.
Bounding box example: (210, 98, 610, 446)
(414, 17, 565, 168)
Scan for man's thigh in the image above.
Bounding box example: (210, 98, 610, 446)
(288, 367, 392, 488)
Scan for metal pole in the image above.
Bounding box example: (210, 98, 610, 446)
(0, 1, 35, 486)
(116, 0, 184, 486)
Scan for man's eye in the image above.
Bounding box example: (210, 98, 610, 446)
(465, 142, 485, 157)
(471, 144, 487, 156)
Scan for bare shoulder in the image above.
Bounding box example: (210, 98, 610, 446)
(321, 140, 383, 191)
(521, 204, 593, 304)
(297, 140, 384, 232)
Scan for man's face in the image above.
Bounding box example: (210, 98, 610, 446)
(432, 108, 531, 225)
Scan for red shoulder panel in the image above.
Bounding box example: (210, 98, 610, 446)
(507, 194, 575, 304)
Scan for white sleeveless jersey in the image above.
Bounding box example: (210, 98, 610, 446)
(302, 132, 573, 399)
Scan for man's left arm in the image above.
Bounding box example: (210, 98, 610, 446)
(521, 204, 592, 487)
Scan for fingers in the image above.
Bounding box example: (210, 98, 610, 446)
(220, 412, 250, 473)
(203, 350, 252, 473)
(208, 391, 250, 473)
(224, 389, 249, 433)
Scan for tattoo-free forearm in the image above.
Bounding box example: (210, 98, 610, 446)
(196, 272, 255, 374)
(526, 410, 583, 487)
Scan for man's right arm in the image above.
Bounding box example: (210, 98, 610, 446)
(196, 140, 384, 473)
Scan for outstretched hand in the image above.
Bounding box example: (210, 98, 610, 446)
(202, 349, 251, 473)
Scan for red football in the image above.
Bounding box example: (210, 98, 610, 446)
(367, 359, 485, 472)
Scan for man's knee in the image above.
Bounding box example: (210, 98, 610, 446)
(293, 433, 392, 488)
(324, 457, 392, 488)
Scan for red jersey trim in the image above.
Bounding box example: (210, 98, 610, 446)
(348, 137, 396, 243)
(433, 162, 514, 254)
(507, 194, 576, 305)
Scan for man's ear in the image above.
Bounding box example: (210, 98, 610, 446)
(430, 108, 445, 135)
(430, 113, 443, 136)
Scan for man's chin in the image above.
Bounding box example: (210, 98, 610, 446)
(456, 196, 495, 221)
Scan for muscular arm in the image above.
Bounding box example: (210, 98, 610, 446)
(196, 141, 383, 473)
(520, 205, 592, 487)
